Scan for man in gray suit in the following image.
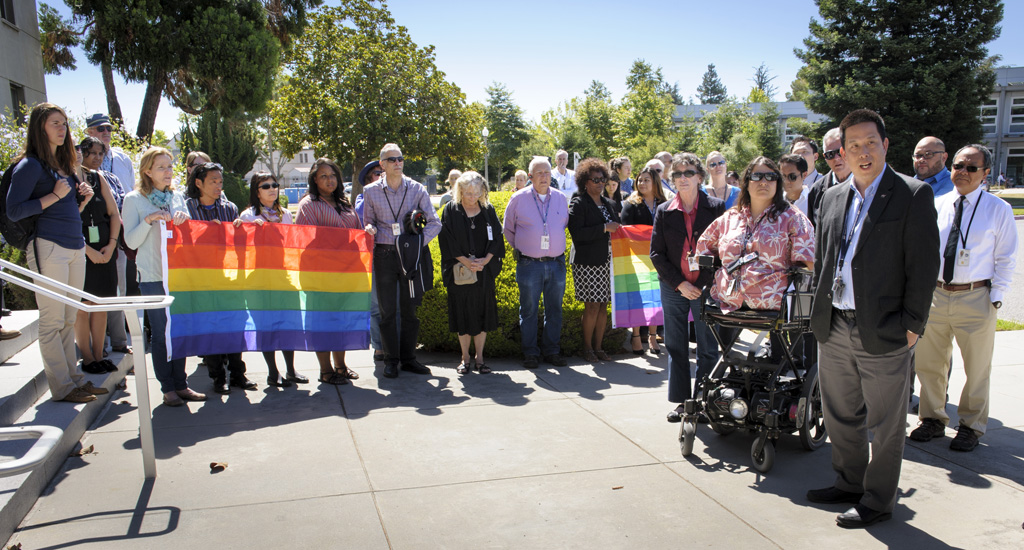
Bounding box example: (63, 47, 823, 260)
(806, 109, 940, 528)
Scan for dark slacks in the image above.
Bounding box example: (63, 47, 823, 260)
(818, 311, 912, 513)
(374, 246, 421, 364)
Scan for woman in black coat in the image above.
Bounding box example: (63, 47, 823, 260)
(650, 152, 725, 423)
(568, 158, 621, 363)
(620, 166, 669, 354)
(438, 171, 505, 374)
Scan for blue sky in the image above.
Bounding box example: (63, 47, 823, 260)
(44, 0, 1024, 136)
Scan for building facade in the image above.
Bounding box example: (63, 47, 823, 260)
(982, 66, 1024, 186)
(0, 0, 46, 122)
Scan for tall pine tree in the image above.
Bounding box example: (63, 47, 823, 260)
(796, 0, 1002, 173)
(697, 64, 728, 104)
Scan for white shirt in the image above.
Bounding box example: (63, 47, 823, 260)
(832, 169, 883, 310)
(102, 147, 135, 206)
(788, 186, 810, 216)
(552, 168, 576, 195)
(936, 186, 1018, 302)
(802, 168, 820, 190)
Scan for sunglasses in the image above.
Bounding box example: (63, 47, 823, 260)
(913, 151, 945, 161)
(822, 148, 841, 160)
(749, 172, 780, 182)
(383, 156, 404, 163)
(951, 163, 982, 173)
(259, 182, 281, 190)
(93, 126, 113, 133)
(707, 160, 726, 168)
(588, 176, 608, 184)
(783, 173, 802, 182)
(671, 170, 699, 179)
(370, 170, 383, 178)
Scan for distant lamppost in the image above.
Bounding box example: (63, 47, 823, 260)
(482, 126, 490, 188)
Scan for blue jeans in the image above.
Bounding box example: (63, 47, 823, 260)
(139, 281, 188, 393)
(516, 256, 566, 357)
(661, 282, 719, 403)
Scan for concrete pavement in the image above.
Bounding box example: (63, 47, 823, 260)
(7, 332, 1024, 549)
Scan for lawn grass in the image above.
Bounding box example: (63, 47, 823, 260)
(996, 318, 1024, 331)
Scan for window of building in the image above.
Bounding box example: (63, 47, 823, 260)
(979, 97, 998, 135)
(9, 83, 25, 123)
(0, 0, 15, 25)
(1009, 96, 1024, 135)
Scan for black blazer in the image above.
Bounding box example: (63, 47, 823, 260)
(807, 170, 843, 227)
(568, 193, 621, 266)
(810, 165, 940, 355)
(650, 192, 725, 290)
(438, 201, 505, 287)
(620, 198, 663, 226)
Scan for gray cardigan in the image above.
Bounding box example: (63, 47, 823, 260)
(122, 189, 189, 283)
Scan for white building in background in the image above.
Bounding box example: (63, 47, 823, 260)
(982, 66, 1024, 186)
(0, 0, 46, 121)
(672, 101, 829, 148)
(245, 147, 316, 188)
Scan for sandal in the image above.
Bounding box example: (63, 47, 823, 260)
(475, 363, 491, 374)
(319, 372, 349, 385)
(648, 336, 662, 355)
(582, 349, 599, 362)
(335, 365, 359, 380)
(82, 361, 106, 374)
(594, 350, 612, 361)
(267, 375, 292, 388)
(456, 361, 471, 374)
(631, 334, 644, 355)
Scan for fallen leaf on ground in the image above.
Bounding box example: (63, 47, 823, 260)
(612, 486, 624, 490)
(71, 445, 95, 457)
(210, 462, 228, 473)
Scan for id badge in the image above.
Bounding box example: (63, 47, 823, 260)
(87, 225, 100, 244)
(540, 235, 550, 250)
(831, 277, 845, 299)
(957, 249, 970, 267)
(487, 225, 493, 241)
(727, 276, 739, 296)
(391, 223, 401, 236)
(687, 256, 699, 272)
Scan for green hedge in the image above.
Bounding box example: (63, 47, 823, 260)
(1, 244, 37, 310)
(418, 191, 627, 358)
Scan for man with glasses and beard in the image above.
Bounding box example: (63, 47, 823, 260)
(912, 136, 954, 199)
(807, 128, 850, 227)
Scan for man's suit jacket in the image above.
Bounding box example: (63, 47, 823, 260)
(810, 165, 940, 355)
(807, 170, 842, 227)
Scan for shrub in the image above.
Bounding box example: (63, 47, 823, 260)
(0, 245, 37, 311)
(417, 190, 627, 358)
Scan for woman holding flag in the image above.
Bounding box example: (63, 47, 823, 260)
(620, 166, 668, 355)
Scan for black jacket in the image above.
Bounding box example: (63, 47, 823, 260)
(650, 192, 725, 290)
(620, 198, 663, 226)
(810, 165, 939, 355)
(807, 170, 843, 227)
(438, 201, 505, 287)
(567, 193, 621, 266)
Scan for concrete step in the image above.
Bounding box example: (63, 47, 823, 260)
(0, 310, 39, 366)
(0, 349, 133, 545)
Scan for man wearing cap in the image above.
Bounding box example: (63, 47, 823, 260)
(85, 114, 133, 355)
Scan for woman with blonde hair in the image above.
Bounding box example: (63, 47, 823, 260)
(704, 151, 740, 208)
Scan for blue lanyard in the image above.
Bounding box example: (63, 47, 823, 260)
(837, 192, 868, 275)
(532, 190, 552, 235)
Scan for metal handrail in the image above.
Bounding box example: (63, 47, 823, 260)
(0, 256, 168, 479)
(0, 426, 63, 477)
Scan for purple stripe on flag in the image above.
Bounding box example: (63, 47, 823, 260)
(171, 330, 369, 358)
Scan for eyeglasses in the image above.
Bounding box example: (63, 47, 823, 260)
(671, 170, 699, 179)
(652, 168, 663, 173)
(190, 162, 206, 168)
(383, 156, 404, 163)
(588, 176, 608, 184)
(749, 172, 780, 182)
(93, 126, 113, 134)
(259, 182, 281, 190)
(783, 172, 802, 182)
(912, 151, 945, 161)
(201, 162, 223, 171)
(707, 160, 726, 168)
(951, 162, 982, 173)
(370, 170, 383, 178)
(822, 148, 841, 160)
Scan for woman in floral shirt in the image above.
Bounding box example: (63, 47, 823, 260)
(696, 156, 815, 313)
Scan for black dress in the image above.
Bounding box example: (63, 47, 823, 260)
(81, 171, 118, 297)
(439, 201, 505, 336)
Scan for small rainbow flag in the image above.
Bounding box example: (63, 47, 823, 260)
(610, 225, 663, 329)
(163, 221, 372, 359)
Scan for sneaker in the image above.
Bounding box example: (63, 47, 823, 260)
(909, 418, 946, 442)
(0, 328, 21, 340)
(950, 425, 980, 452)
(543, 354, 568, 367)
(522, 355, 540, 369)
(59, 388, 97, 403)
(81, 381, 109, 395)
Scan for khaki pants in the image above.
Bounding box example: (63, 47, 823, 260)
(27, 239, 87, 400)
(916, 285, 997, 435)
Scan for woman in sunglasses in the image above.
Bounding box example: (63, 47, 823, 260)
(704, 151, 740, 208)
(238, 172, 308, 387)
(651, 153, 725, 422)
(696, 156, 814, 314)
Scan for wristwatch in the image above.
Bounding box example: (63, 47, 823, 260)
(992, 301, 1002, 309)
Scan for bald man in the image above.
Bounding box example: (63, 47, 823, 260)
(913, 137, 953, 198)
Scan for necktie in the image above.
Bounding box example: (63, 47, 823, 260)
(942, 196, 964, 284)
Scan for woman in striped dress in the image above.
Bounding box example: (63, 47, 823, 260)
(295, 158, 362, 385)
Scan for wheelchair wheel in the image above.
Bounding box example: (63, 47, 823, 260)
(750, 438, 776, 473)
(799, 364, 828, 451)
(679, 421, 696, 456)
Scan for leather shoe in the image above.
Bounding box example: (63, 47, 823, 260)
(836, 504, 892, 528)
(382, 363, 399, 378)
(806, 486, 864, 505)
(230, 376, 258, 390)
(666, 405, 685, 423)
(401, 360, 431, 375)
(543, 354, 568, 367)
(909, 418, 946, 442)
(213, 378, 230, 394)
(522, 355, 540, 369)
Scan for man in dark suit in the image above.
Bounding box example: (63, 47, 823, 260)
(806, 109, 940, 528)
(806, 127, 850, 227)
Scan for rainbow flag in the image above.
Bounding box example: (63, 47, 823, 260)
(163, 220, 372, 359)
(610, 225, 663, 328)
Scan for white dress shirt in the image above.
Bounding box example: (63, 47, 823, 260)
(101, 147, 135, 208)
(552, 168, 576, 195)
(832, 168, 883, 310)
(936, 186, 1018, 302)
(788, 186, 810, 216)
(802, 168, 820, 190)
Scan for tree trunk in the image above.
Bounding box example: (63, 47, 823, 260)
(136, 72, 166, 140)
(100, 59, 123, 125)
(351, 154, 367, 200)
